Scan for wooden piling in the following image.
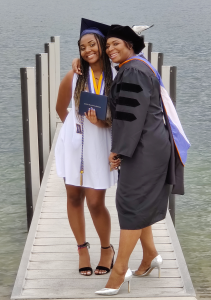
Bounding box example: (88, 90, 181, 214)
(143, 42, 153, 62)
(162, 66, 177, 225)
(36, 53, 50, 182)
(162, 66, 177, 106)
(45, 42, 56, 147)
(51, 36, 60, 100)
(151, 52, 164, 74)
(20, 67, 40, 229)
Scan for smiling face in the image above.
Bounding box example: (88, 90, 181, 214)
(79, 34, 102, 64)
(106, 37, 135, 64)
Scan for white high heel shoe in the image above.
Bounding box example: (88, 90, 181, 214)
(95, 268, 132, 296)
(132, 254, 163, 278)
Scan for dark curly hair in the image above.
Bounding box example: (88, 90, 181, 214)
(74, 33, 113, 121)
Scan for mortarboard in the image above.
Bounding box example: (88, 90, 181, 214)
(106, 24, 145, 54)
(80, 18, 110, 38)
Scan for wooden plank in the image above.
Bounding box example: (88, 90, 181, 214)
(38, 212, 165, 224)
(27, 260, 178, 270)
(26, 268, 181, 279)
(24, 278, 183, 289)
(35, 229, 169, 238)
(31, 244, 174, 253)
(38, 218, 167, 230)
(33, 236, 171, 246)
(39, 213, 121, 224)
(30, 251, 176, 262)
(21, 288, 186, 298)
(46, 177, 64, 182)
(37, 224, 169, 234)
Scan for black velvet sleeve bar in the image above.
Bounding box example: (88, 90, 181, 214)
(111, 67, 152, 157)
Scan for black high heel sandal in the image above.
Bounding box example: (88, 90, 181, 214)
(78, 242, 93, 276)
(95, 244, 115, 275)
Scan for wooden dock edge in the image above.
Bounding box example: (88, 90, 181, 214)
(11, 124, 62, 300)
(166, 211, 196, 298)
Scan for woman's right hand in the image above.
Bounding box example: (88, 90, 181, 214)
(72, 58, 82, 75)
(109, 152, 121, 170)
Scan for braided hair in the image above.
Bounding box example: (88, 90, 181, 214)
(74, 33, 113, 117)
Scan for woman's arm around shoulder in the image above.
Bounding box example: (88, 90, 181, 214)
(56, 70, 74, 123)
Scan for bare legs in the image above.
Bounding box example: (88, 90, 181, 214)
(86, 188, 114, 274)
(66, 185, 90, 275)
(105, 229, 142, 288)
(105, 226, 158, 288)
(135, 226, 158, 275)
(66, 184, 113, 275)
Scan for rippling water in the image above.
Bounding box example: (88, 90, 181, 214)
(0, 0, 211, 298)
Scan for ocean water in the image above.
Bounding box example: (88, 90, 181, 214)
(0, 0, 211, 299)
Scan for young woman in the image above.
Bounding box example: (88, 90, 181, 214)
(95, 25, 189, 295)
(55, 19, 118, 276)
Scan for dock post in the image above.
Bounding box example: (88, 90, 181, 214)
(45, 42, 56, 147)
(51, 36, 61, 124)
(51, 36, 60, 100)
(36, 53, 50, 182)
(20, 67, 40, 229)
(143, 42, 153, 62)
(162, 66, 177, 225)
(151, 52, 163, 74)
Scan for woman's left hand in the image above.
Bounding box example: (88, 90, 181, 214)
(85, 108, 98, 125)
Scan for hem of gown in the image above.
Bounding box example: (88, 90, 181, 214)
(118, 212, 167, 230)
(57, 175, 117, 190)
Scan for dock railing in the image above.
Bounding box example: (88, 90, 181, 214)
(20, 36, 60, 229)
(20, 37, 177, 230)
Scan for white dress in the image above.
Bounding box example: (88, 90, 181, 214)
(55, 71, 118, 189)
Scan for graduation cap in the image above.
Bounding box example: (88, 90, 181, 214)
(107, 24, 145, 54)
(80, 18, 110, 38)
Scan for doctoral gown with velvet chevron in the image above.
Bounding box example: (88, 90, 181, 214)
(109, 59, 171, 230)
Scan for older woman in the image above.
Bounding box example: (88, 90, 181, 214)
(95, 24, 189, 295)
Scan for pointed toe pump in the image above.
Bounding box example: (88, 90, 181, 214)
(95, 244, 115, 275)
(132, 254, 163, 278)
(95, 268, 132, 296)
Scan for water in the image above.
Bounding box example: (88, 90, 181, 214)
(0, 0, 210, 298)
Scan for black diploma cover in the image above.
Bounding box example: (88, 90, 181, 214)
(79, 91, 108, 121)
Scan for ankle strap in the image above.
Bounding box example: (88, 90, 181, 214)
(77, 242, 90, 250)
(101, 244, 112, 250)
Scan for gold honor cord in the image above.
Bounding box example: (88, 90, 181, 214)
(91, 69, 103, 95)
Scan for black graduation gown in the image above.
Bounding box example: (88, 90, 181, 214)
(110, 59, 176, 230)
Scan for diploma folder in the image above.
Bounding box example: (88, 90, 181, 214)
(79, 91, 108, 121)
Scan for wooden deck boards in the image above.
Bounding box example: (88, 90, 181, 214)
(11, 124, 196, 300)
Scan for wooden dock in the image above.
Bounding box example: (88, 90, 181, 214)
(11, 124, 197, 300)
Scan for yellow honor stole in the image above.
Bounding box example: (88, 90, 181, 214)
(91, 69, 103, 95)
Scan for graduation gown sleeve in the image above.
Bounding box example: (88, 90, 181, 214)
(111, 67, 152, 157)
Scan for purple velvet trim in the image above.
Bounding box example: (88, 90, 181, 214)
(80, 28, 105, 38)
